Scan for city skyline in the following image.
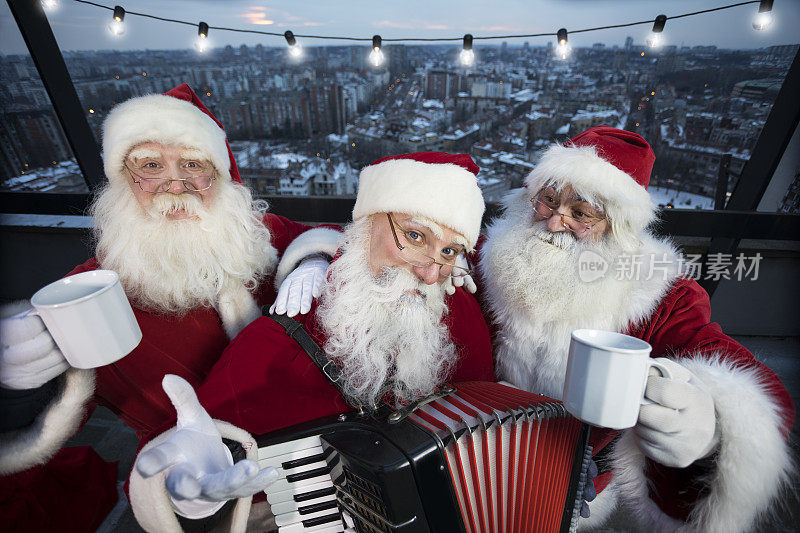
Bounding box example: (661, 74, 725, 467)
(2, 0, 800, 55)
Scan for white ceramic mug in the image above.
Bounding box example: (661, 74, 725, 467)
(29, 270, 142, 369)
(562, 329, 672, 430)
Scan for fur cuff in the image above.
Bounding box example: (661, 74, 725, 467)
(0, 368, 95, 474)
(578, 479, 618, 531)
(129, 420, 258, 533)
(217, 282, 261, 340)
(611, 353, 792, 533)
(274, 227, 341, 289)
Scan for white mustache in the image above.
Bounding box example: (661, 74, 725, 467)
(147, 193, 205, 218)
(530, 221, 577, 250)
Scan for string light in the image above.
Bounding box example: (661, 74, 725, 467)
(459, 34, 475, 66)
(647, 14, 667, 48)
(40, 0, 59, 11)
(556, 28, 569, 60)
(107, 5, 125, 36)
(752, 0, 774, 30)
(369, 35, 384, 67)
(284, 30, 302, 58)
(71, 1, 773, 48)
(195, 21, 209, 52)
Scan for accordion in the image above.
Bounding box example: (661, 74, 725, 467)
(254, 381, 592, 533)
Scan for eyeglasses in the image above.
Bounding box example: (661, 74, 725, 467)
(386, 213, 472, 278)
(532, 188, 605, 235)
(124, 161, 216, 193)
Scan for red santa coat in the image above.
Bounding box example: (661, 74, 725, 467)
(128, 282, 495, 532)
(475, 228, 795, 532)
(0, 213, 342, 532)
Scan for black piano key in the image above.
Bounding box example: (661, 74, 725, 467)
(282, 452, 327, 470)
(294, 486, 337, 503)
(298, 500, 339, 515)
(286, 466, 332, 483)
(301, 512, 342, 528)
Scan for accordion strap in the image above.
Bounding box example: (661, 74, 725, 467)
(265, 310, 389, 412)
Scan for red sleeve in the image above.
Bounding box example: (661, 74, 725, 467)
(261, 213, 341, 257)
(64, 257, 100, 277)
(446, 288, 496, 382)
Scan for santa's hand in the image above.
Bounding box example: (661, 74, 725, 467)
(136, 375, 278, 518)
(270, 256, 329, 317)
(634, 358, 718, 468)
(444, 255, 477, 295)
(0, 309, 68, 390)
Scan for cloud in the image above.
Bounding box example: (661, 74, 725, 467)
(374, 20, 416, 29)
(240, 11, 274, 25)
(424, 24, 451, 31)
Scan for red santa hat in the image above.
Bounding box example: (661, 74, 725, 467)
(352, 152, 485, 249)
(524, 126, 657, 243)
(102, 83, 241, 185)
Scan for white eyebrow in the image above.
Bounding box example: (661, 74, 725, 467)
(408, 217, 467, 250)
(127, 147, 161, 160)
(180, 148, 209, 161)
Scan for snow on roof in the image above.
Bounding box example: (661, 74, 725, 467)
(556, 123, 570, 134)
(422, 99, 444, 109)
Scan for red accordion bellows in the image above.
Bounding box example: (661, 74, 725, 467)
(409, 382, 588, 533)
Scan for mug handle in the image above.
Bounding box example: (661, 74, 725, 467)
(640, 359, 673, 406)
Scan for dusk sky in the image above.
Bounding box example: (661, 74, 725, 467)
(2, 0, 799, 55)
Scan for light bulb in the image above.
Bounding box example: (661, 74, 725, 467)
(752, 11, 773, 30)
(459, 49, 475, 66)
(289, 45, 303, 58)
(195, 36, 210, 52)
(647, 32, 662, 48)
(108, 19, 125, 36)
(369, 48, 384, 67)
(557, 43, 570, 60)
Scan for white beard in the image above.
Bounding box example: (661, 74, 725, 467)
(90, 180, 277, 315)
(479, 188, 678, 398)
(317, 219, 457, 407)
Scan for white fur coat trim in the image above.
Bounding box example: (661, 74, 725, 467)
(610, 353, 792, 533)
(0, 368, 94, 474)
(274, 227, 342, 289)
(578, 478, 618, 531)
(129, 419, 257, 533)
(217, 281, 262, 340)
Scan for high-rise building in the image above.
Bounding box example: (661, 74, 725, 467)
(625, 36, 634, 50)
(425, 70, 457, 101)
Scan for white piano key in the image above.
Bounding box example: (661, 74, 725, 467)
(259, 435, 322, 460)
(258, 446, 325, 470)
(266, 479, 335, 504)
(277, 515, 343, 533)
(270, 492, 337, 515)
(268, 470, 334, 494)
(276, 506, 342, 527)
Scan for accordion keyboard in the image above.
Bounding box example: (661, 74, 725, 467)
(258, 434, 352, 532)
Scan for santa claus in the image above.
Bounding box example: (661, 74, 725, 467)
(0, 84, 340, 530)
(126, 152, 496, 531)
(476, 126, 794, 531)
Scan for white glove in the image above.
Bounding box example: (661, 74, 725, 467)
(634, 357, 719, 468)
(444, 255, 477, 296)
(270, 256, 329, 317)
(136, 375, 278, 519)
(0, 309, 69, 390)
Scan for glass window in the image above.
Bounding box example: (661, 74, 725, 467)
(18, 0, 800, 210)
(0, 2, 88, 193)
